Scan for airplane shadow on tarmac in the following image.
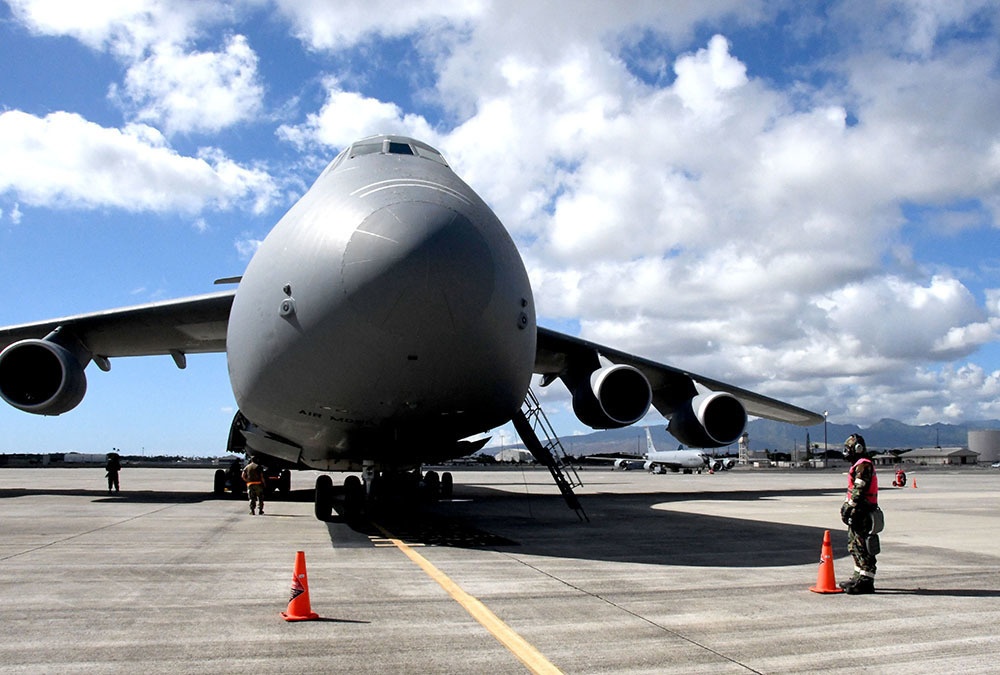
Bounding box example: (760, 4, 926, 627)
(324, 484, 850, 569)
(1, 482, 854, 570)
(0, 486, 311, 504)
(0, 487, 213, 503)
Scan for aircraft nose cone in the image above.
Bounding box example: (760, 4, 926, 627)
(342, 201, 497, 336)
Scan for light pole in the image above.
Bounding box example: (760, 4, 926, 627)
(823, 410, 829, 455)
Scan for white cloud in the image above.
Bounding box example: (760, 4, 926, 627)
(840, 0, 1000, 57)
(672, 34, 747, 117)
(113, 34, 264, 135)
(6, 0, 216, 57)
(272, 0, 485, 50)
(276, 80, 436, 150)
(235, 233, 263, 259)
(8, 0, 264, 135)
(0, 111, 277, 213)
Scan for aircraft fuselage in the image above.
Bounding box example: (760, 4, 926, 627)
(226, 136, 536, 470)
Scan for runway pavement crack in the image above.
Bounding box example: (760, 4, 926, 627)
(506, 554, 764, 675)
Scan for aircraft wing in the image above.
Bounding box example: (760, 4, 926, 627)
(534, 326, 822, 426)
(0, 290, 235, 358)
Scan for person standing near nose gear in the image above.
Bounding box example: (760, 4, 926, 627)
(839, 434, 882, 594)
(242, 456, 266, 515)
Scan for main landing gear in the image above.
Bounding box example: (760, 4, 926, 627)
(313, 468, 454, 521)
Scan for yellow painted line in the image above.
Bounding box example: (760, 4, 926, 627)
(374, 523, 561, 675)
(370, 537, 424, 547)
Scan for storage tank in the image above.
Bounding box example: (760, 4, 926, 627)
(968, 430, 1000, 464)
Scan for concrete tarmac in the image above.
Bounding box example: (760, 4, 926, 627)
(2, 466, 1000, 674)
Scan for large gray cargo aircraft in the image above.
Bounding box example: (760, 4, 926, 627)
(0, 135, 821, 519)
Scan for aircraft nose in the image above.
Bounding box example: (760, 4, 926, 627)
(341, 200, 497, 335)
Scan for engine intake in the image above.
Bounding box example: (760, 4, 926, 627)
(0, 339, 88, 415)
(571, 364, 652, 429)
(667, 390, 747, 448)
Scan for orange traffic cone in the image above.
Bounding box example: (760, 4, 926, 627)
(912, 477, 917, 488)
(281, 550, 320, 621)
(809, 530, 844, 594)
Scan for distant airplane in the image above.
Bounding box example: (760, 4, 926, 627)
(0, 134, 822, 519)
(612, 428, 709, 473)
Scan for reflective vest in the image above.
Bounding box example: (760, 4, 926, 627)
(242, 464, 264, 486)
(847, 457, 878, 505)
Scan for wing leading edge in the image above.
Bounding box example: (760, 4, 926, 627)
(534, 326, 823, 428)
(0, 290, 234, 359)
(0, 290, 235, 415)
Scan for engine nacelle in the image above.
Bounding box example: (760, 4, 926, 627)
(0, 339, 88, 415)
(667, 391, 747, 448)
(571, 364, 652, 429)
(645, 460, 669, 474)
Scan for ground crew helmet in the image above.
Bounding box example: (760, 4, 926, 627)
(843, 433, 867, 459)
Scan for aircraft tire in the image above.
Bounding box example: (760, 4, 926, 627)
(344, 475, 364, 519)
(213, 469, 226, 496)
(423, 470, 440, 502)
(314, 474, 334, 521)
(441, 472, 453, 500)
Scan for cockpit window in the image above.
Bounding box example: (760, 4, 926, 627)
(387, 141, 414, 155)
(342, 137, 450, 167)
(413, 144, 448, 166)
(349, 141, 383, 158)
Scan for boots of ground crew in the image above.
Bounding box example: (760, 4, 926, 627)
(839, 574, 860, 590)
(845, 576, 874, 595)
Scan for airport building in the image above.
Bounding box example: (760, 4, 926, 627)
(896, 446, 979, 466)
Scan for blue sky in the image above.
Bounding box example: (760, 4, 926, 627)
(2, 1, 1000, 456)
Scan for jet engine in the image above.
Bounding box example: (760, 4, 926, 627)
(0, 339, 88, 415)
(667, 390, 747, 449)
(570, 364, 652, 429)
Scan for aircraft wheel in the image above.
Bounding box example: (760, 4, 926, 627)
(440, 472, 453, 500)
(344, 475, 364, 519)
(423, 470, 440, 502)
(213, 469, 226, 496)
(314, 474, 334, 521)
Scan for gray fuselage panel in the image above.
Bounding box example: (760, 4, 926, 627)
(226, 139, 536, 469)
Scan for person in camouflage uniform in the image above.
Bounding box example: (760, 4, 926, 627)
(839, 434, 879, 594)
(241, 456, 266, 516)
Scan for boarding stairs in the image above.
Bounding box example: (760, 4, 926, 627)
(512, 388, 588, 522)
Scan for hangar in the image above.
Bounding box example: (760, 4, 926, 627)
(897, 446, 979, 466)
